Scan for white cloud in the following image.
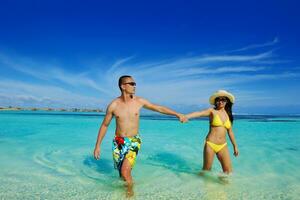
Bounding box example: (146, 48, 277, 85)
(0, 39, 298, 112)
(0, 80, 104, 108)
(0, 53, 110, 95)
(228, 37, 279, 53)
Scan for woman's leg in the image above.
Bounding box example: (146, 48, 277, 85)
(202, 143, 215, 171)
(216, 146, 232, 174)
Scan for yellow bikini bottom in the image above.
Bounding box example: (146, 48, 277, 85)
(206, 141, 227, 153)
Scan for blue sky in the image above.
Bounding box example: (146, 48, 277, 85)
(0, 0, 300, 114)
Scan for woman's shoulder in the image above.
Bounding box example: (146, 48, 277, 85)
(207, 107, 215, 113)
(204, 107, 215, 115)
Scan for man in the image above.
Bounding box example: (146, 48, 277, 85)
(93, 75, 186, 196)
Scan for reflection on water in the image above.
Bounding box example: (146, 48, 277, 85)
(146, 152, 197, 174)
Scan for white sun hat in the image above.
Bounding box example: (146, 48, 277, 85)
(209, 90, 235, 105)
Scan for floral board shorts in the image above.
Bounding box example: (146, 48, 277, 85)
(112, 134, 142, 175)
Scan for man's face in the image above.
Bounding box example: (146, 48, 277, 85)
(121, 77, 136, 94)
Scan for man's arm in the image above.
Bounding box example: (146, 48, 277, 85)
(93, 103, 114, 160)
(140, 98, 187, 122)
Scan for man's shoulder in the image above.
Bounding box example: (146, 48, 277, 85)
(108, 98, 121, 109)
(111, 97, 121, 103)
(135, 96, 143, 101)
(135, 96, 148, 104)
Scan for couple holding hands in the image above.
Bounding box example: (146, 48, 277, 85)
(93, 75, 239, 195)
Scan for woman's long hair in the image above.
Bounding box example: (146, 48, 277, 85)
(225, 97, 234, 124)
(215, 97, 234, 124)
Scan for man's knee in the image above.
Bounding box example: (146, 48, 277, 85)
(121, 168, 130, 177)
(121, 164, 132, 179)
(121, 172, 133, 184)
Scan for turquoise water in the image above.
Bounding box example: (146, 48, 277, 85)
(0, 111, 300, 199)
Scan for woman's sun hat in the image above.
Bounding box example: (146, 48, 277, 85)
(209, 90, 235, 105)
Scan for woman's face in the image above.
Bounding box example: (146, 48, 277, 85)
(215, 96, 227, 109)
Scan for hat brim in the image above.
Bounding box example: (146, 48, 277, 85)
(209, 91, 235, 105)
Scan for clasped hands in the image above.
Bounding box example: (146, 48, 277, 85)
(178, 114, 189, 123)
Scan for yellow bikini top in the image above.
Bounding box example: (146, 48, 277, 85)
(211, 113, 231, 129)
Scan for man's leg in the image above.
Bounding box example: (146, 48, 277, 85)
(121, 158, 134, 197)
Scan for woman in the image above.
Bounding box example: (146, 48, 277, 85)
(186, 90, 239, 174)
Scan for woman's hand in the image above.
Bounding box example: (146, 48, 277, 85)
(233, 146, 239, 157)
(178, 114, 188, 123)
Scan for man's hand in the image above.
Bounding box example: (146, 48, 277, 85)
(178, 114, 188, 123)
(94, 146, 101, 160)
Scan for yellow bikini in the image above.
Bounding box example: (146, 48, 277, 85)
(211, 113, 231, 129)
(206, 114, 231, 153)
(206, 141, 227, 153)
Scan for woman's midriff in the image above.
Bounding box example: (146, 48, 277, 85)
(206, 126, 227, 144)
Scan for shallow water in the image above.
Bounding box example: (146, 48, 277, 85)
(0, 111, 300, 199)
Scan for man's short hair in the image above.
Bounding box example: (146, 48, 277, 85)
(118, 75, 132, 91)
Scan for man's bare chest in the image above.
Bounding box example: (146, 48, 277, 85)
(114, 104, 142, 120)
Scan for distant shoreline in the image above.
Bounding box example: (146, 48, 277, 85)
(0, 107, 103, 113)
(1, 107, 300, 116)
(0, 107, 300, 118)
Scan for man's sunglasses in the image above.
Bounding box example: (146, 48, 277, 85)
(123, 82, 136, 86)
